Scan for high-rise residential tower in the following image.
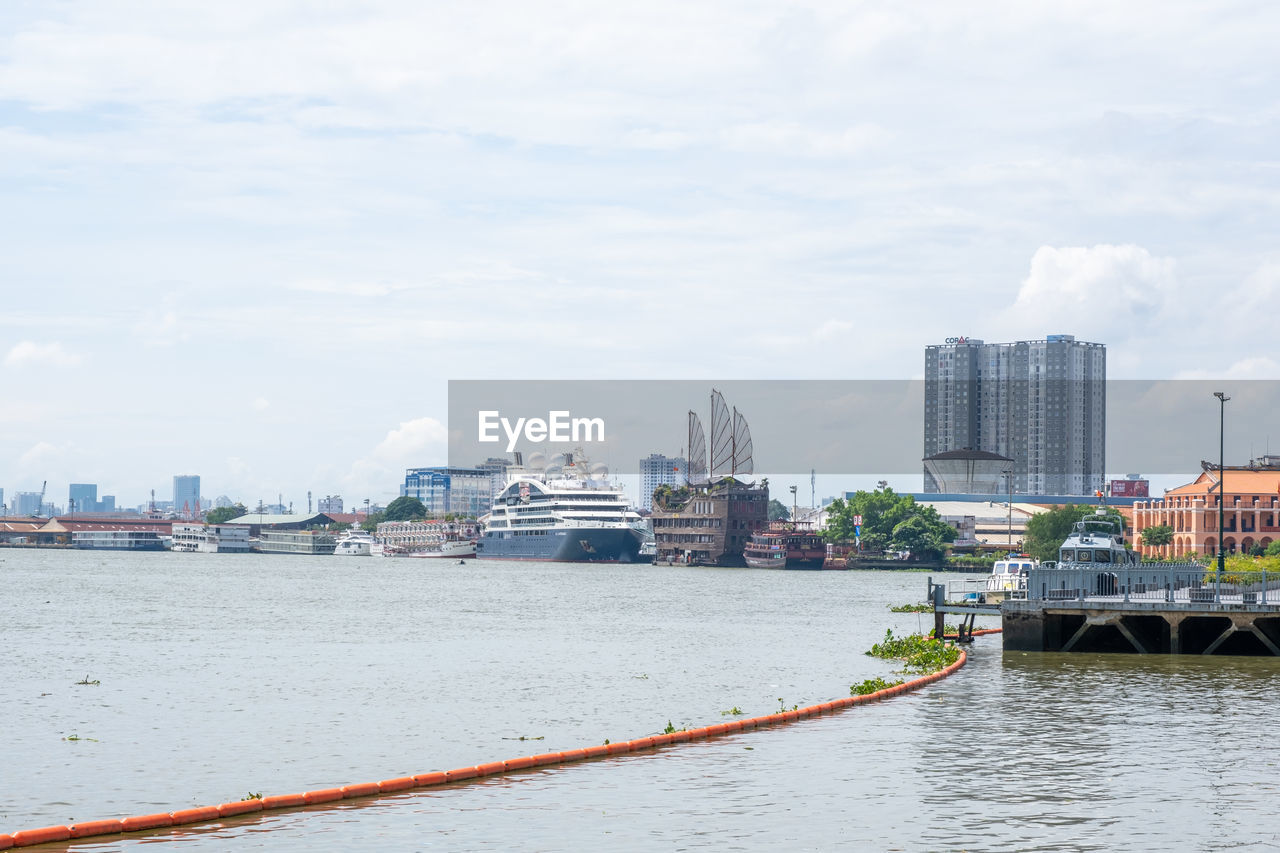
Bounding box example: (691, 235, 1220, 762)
(639, 453, 685, 511)
(924, 335, 1106, 496)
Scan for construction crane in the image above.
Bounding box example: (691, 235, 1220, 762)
(35, 480, 46, 517)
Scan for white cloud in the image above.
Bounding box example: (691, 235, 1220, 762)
(1175, 357, 1280, 380)
(720, 123, 888, 157)
(130, 306, 190, 348)
(286, 279, 394, 297)
(0, 401, 48, 424)
(3, 341, 81, 368)
(17, 440, 60, 468)
(1232, 261, 1280, 317)
(997, 245, 1177, 342)
(370, 417, 448, 464)
(340, 417, 448, 499)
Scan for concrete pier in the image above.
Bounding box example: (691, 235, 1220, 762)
(935, 563, 1280, 655)
(1003, 600, 1280, 655)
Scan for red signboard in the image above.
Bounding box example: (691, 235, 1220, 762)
(1110, 479, 1149, 498)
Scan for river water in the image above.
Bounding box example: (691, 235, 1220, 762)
(3, 549, 1278, 851)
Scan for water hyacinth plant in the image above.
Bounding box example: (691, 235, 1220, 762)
(850, 676, 904, 695)
(866, 629, 961, 674)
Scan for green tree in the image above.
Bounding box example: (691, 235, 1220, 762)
(205, 504, 247, 524)
(360, 510, 386, 533)
(383, 496, 428, 522)
(890, 515, 949, 560)
(1140, 524, 1174, 548)
(824, 487, 954, 557)
(1024, 505, 1126, 562)
(1267, 541, 1280, 558)
(767, 499, 791, 521)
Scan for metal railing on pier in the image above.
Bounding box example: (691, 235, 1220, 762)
(1020, 563, 1280, 606)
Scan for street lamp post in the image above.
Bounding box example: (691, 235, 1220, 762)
(1214, 391, 1229, 603)
(1002, 469, 1013, 549)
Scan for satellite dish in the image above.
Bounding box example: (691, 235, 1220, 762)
(543, 464, 563, 480)
(590, 462, 609, 478)
(550, 453, 570, 467)
(527, 451, 547, 470)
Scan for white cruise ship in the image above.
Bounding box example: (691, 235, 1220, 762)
(478, 452, 649, 563)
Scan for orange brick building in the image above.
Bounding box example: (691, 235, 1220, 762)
(1131, 464, 1280, 558)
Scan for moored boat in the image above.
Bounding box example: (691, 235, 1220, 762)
(984, 553, 1036, 603)
(72, 529, 166, 551)
(334, 528, 379, 557)
(478, 450, 647, 562)
(743, 521, 827, 569)
(255, 530, 337, 555)
(377, 520, 477, 558)
(399, 538, 476, 558)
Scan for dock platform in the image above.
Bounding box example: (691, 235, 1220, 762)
(931, 565, 1280, 655)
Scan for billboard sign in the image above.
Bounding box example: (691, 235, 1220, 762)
(1110, 479, 1150, 498)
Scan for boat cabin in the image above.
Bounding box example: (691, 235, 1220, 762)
(1057, 512, 1138, 567)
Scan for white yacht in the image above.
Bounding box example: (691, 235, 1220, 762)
(478, 451, 648, 562)
(334, 528, 380, 557)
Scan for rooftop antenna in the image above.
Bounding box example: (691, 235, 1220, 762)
(811, 469, 816, 511)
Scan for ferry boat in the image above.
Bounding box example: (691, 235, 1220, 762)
(743, 521, 827, 569)
(984, 553, 1037, 603)
(334, 528, 380, 557)
(170, 523, 251, 554)
(478, 452, 647, 562)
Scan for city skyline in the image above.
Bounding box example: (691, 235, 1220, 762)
(3, 3, 1278, 508)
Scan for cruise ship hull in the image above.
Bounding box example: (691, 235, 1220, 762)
(478, 527, 645, 562)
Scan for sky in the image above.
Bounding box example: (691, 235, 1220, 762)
(2, 1, 1278, 510)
